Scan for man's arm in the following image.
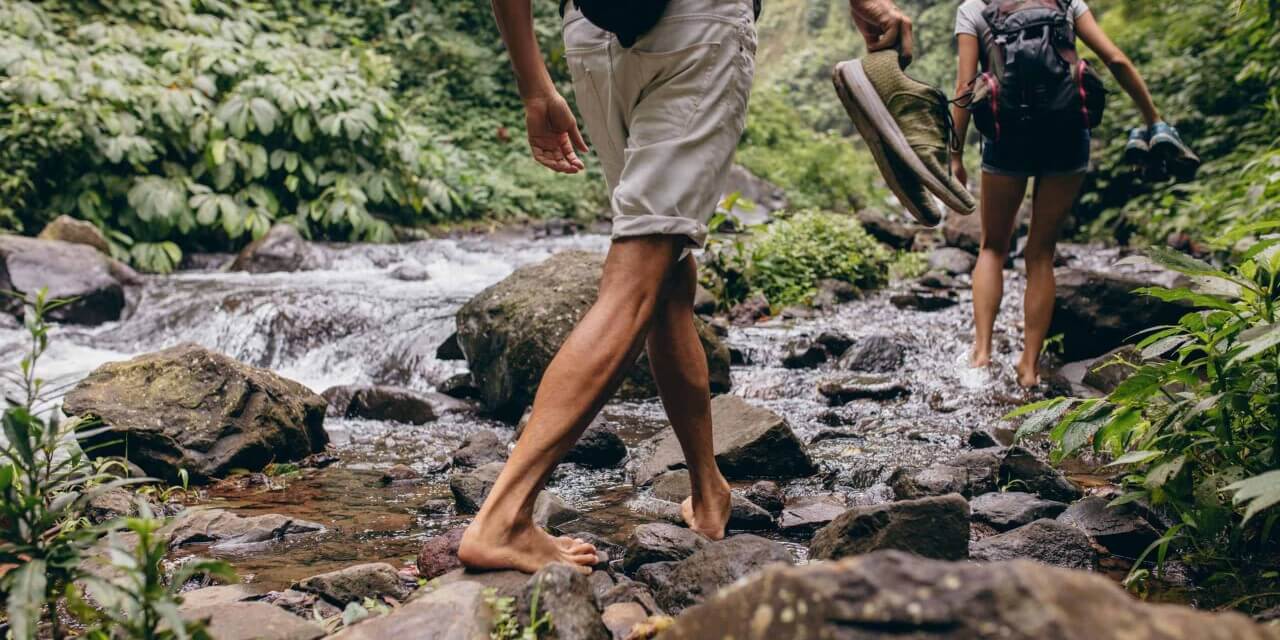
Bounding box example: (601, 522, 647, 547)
(849, 0, 914, 65)
(491, 0, 588, 174)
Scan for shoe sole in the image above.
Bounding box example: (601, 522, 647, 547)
(1123, 143, 1148, 166)
(833, 61, 965, 226)
(1150, 134, 1200, 182)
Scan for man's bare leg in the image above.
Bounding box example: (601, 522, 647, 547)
(458, 236, 684, 574)
(645, 256, 732, 540)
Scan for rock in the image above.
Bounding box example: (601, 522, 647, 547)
(1000, 446, 1083, 502)
(389, 263, 430, 281)
(1058, 495, 1161, 557)
(693, 285, 717, 315)
(970, 492, 1068, 531)
(809, 494, 969, 561)
(856, 208, 919, 250)
(177, 584, 263, 610)
(818, 374, 909, 404)
(328, 580, 493, 640)
(728, 292, 771, 325)
(228, 224, 324, 273)
(742, 481, 784, 516)
(449, 462, 579, 528)
(811, 279, 859, 310)
(658, 550, 1278, 640)
(1083, 345, 1141, 393)
(322, 385, 440, 425)
(813, 331, 854, 357)
(943, 208, 983, 253)
(294, 563, 412, 607)
(624, 523, 709, 572)
(182, 601, 324, 640)
(601, 602, 649, 640)
(1051, 265, 1189, 360)
(839, 334, 906, 373)
(38, 215, 110, 253)
(967, 425, 1013, 448)
(633, 395, 814, 485)
(260, 589, 341, 620)
(928, 247, 977, 275)
(436, 333, 465, 361)
(781, 337, 828, 369)
(891, 447, 1080, 502)
(636, 534, 792, 614)
(778, 494, 847, 536)
(970, 518, 1096, 569)
(919, 271, 962, 289)
(437, 372, 481, 400)
(890, 291, 959, 311)
(723, 164, 788, 223)
(0, 235, 128, 325)
(598, 577, 662, 614)
(380, 464, 422, 484)
(434, 568, 530, 601)
(456, 251, 730, 421)
(417, 498, 452, 515)
(524, 564, 611, 640)
(85, 488, 138, 524)
(165, 509, 325, 552)
(649, 470, 775, 531)
(451, 431, 508, 468)
(64, 344, 327, 483)
(564, 420, 627, 469)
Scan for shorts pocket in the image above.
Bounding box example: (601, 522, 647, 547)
(627, 42, 723, 147)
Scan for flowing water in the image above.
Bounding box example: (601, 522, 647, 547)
(0, 229, 1055, 592)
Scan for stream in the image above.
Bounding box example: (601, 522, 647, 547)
(1, 228, 1056, 593)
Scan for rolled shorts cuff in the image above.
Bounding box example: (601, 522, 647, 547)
(611, 214, 708, 250)
(980, 163, 1088, 179)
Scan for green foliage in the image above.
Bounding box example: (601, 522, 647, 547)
(1077, 0, 1280, 244)
(0, 0, 603, 272)
(485, 578, 553, 640)
(889, 251, 929, 281)
(702, 210, 893, 310)
(69, 504, 236, 640)
(1011, 234, 1280, 586)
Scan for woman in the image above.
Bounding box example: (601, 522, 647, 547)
(950, 0, 1187, 387)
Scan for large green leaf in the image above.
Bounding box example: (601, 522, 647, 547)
(1229, 322, 1280, 365)
(1225, 469, 1280, 523)
(6, 559, 48, 640)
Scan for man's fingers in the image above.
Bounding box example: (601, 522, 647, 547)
(867, 21, 899, 52)
(898, 17, 915, 65)
(569, 123, 589, 154)
(557, 134, 585, 171)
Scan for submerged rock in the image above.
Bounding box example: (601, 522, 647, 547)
(809, 494, 969, 561)
(165, 509, 324, 552)
(818, 374, 909, 404)
(322, 385, 445, 424)
(228, 224, 325, 273)
(328, 580, 493, 640)
(970, 518, 1096, 570)
(294, 562, 413, 607)
(970, 491, 1068, 531)
(65, 344, 328, 483)
(633, 395, 814, 485)
(636, 534, 792, 614)
(183, 601, 324, 640)
(658, 550, 1277, 640)
(0, 235, 129, 325)
(455, 251, 730, 421)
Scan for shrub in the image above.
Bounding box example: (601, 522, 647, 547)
(1011, 231, 1280, 598)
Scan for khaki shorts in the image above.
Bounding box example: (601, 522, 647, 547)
(563, 0, 757, 252)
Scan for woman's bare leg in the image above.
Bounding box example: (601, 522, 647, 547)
(1018, 172, 1086, 387)
(971, 172, 1028, 367)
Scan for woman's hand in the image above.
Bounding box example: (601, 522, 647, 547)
(950, 153, 969, 192)
(524, 92, 589, 174)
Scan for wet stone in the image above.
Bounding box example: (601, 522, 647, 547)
(1057, 495, 1161, 557)
(327, 580, 493, 640)
(967, 425, 1013, 448)
(729, 292, 771, 325)
(380, 463, 422, 485)
(636, 534, 793, 614)
(438, 372, 481, 399)
(177, 584, 263, 610)
(416, 527, 465, 580)
(693, 285, 717, 315)
(322, 384, 440, 425)
(294, 562, 413, 607)
(417, 498, 453, 515)
(782, 337, 829, 369)
(164, 509, 325, 553)
(838, 334, 906, 373)
(814, 330, 854, 356)
(809, 494, 970, 561)
(623, 523, 708, 572)
(818, 374, 909, 404)
(778, 494, 848, 536)
(970, 518, 1096, 570)
(261, 589, 342, 620)
(523, 563, 610, 640)
(182, 601, 325, 640)
(969, 491, 1068, 531)
(563, 420, 627, 469)
(598, 577, 662, 615)
(743, 480, 784, 516)
(390, 263, 431, 282)
(602, 602, 649, 640)
(449, 462, 580, 528)
(435, 332, 466, 361)
(648, 470, 776, 530)
(890, 291, 959, 312)
(450, 431, 508, 468)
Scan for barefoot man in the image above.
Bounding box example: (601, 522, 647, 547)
(459, 0, 916, 574)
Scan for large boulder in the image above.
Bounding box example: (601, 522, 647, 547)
(455, 251, 730, 421)
(635, 534, 793, 614)
(294, 563, 413, 607)
(970, 518, 1096, 570)
(182, 601, 325, 640)
(37, 215, 111, 253)
(1057, 495, 1161, 557)
(321, 385, 446, 424)
(1051, 264, 1189, 360)
(633, 395, 814, 485)
(970, 491, 1069, 532)
(0, 235, 128, 325)
(228, 224, 325, 273)
(164, 509, 325, 552)
(328, 580, 493, 640)
(64, 344, 329, 483)
(658, 550, 1279, 640)
(809, 494, 970, 561)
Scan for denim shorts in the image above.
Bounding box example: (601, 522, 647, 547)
(981, 128, 1091, 178)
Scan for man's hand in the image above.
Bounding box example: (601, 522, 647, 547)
(850, 0, 914, 66)
(525, 93, 589, 174)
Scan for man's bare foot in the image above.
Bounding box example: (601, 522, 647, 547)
(1015, 361, 1040, 388)
(680, 478, 732, 540)
(458, 518, 598, 575)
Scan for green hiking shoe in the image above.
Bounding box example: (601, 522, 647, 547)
(834, 51, 975, 226)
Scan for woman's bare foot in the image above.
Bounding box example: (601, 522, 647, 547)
(458, 517, 598, 575)
(680, 477, 732, 540)
(1015, 360, 1041, 388)
(970, 349, 991, 368)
